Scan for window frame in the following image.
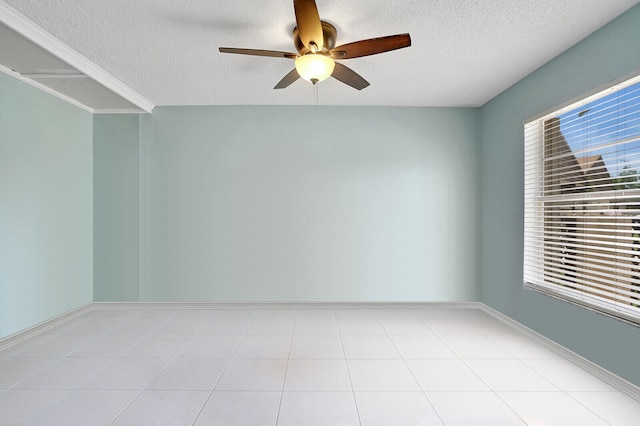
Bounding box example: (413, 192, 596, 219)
(524, 73, 640, 327)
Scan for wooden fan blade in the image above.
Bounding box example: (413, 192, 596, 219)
(274, 69, 300, 89)
(219, 47, 297, 59)
(331, 62, 370, 90)
(330, 34, 411, 59)
(293, 0, 324, 51)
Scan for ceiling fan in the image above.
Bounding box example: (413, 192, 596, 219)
(219, 0, 411, 90)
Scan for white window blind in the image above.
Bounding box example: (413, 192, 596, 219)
(524, 75, 640, 325)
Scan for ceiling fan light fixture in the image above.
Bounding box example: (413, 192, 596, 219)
(219, 0, 411, 90)
(295, 54, 335, 84)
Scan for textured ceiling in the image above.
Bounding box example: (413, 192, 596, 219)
(2, 0, 639, 107)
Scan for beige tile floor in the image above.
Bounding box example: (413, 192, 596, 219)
(1, 306, 639, 425)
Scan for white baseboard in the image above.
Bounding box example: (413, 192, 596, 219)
(0, 301, 479, 350)
(90, 301, 481, 310)
(478, 303, 640, 402)
(0, 303, 93, 351)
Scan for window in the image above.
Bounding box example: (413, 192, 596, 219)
(524, 75, 640, 324)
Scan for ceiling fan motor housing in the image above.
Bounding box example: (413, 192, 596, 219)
(293, 21, 337, 55)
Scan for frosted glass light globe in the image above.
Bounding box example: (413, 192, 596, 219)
(295, 54, 335, 84)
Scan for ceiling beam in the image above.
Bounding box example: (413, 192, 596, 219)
(0, 1, 155, 113)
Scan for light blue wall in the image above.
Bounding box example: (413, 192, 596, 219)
(138, 106, 479, 302)
(479, 5, 640, 386)
(93, 114, 140, 301)
(0, 72, 93, 339)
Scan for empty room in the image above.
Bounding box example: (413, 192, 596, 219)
(2, 0, 640, 424)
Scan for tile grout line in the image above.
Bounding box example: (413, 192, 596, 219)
(8, 312, 137, 392)
(153, 310, 221, 425)
(0, 303, 94, 353)
(4, 305, 636, 425)
(434, 314, 545, 426)
(107, 309, 190, 425)
(336, 310, 362, 426)
(478, 304, 640, 401)
(379, 309, 446, 426)
(274, 309, 297, 426)
(190, 310, 252, 425)
(22, 310, 151, 425)
(467, 314, 548, 425)
(560, 389, 616, 425)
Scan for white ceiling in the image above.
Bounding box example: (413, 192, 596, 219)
(1, 0, 639, 108)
